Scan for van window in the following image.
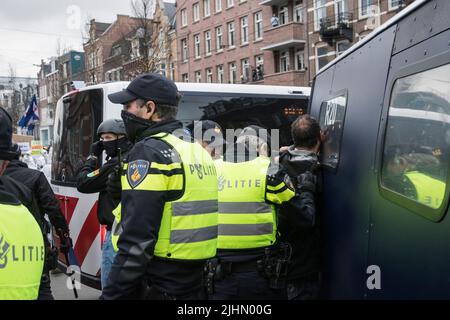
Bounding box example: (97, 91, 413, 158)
(178, 93, 308, 147)
(381, 64, 450, 217)
(52, 90, 103, 185)
(318, 93, 347, 169)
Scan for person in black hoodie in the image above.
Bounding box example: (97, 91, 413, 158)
(278, 114, 322, 300)
(1, 107, 63, 300)
(76, 118, 132, 290)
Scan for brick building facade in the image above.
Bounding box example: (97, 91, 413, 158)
(176, 0, 411, 86)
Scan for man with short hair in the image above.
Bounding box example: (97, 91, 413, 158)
(103, 73, 218, 300)
(278, 114, 322, 300)
(209, 125, 314, 300)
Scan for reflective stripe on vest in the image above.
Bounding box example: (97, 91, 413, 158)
(111, 204, 121, 253)
(118, 133, 218, 260)
(215, 156, 277, 250)
(405, 171, 446, 209)
(0, 203, 44, 300)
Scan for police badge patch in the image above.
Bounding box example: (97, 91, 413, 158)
(127, 160, 150, 189)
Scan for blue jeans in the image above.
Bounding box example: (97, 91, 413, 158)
(101, 231, 116, 289)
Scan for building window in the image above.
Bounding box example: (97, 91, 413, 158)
(204, 0, 211, 17)
(335, 0, 347, 21)
(181, 38, 188, 61)
(229, 62, 237, 84)
(62, 62, 68, 79)
(131, 38, 141, 58)
(159, 62, 167, 77)
(280, 50, 289, 72)
(389, 0, 403, 10)
(195, 70, 202, 83)
(215, 0, 222, 12)
(193, 3, 200, 22)
(194, 34, 201, 58)
(227, 0, 234, 8)
(255, 55, 264, 81)
(241, 58, 250, 83)
(182, 73, 189, 82)
(205, 30, 212, 55)
(170, 62, 175, 80)
(316, 46, 331, 71)
(381, 63, 450, 220)
(228, 21, 235, 47)
(181, 9, 187, 26)
(217, 65, 224, 83)
(254, 12, 263, 40)
(112, 45, 122, 57)
(279, 5, 289, 25)
(240, 16, 249, 45)
(206, 68, 213, 83)
(336, 40, 350, 56)
(359, 0, 373, 18)
(216, 26, 223, 51)
(314, 0, 327, 31)
(294, 2, 304, 23)
(295, 49, 305, 70)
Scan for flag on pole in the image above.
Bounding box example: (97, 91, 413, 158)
(18, 95, 39, 130)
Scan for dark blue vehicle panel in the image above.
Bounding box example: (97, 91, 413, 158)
(310, 0, 450, 299)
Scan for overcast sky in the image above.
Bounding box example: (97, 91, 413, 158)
(0, 0, 165, 77)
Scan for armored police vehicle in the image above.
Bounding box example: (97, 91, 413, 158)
(310, 0, 450, 298)
(51, 82, 310, 288)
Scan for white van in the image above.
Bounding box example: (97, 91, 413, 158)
(51, 82, 310, 288)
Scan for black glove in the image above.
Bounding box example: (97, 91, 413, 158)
(57, 228, 72, 254)
(106, 171, 122, 201)
(296, 171, 317, 193)
(90, 141, 104, 158)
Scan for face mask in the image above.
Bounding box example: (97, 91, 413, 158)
(103, 139, 119, 158)
(121, 110, 153, 143)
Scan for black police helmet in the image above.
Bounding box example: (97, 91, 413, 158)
(97, 119, 127, 137)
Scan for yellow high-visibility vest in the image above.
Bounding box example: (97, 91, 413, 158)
(405, 171, 446, 209)
(0, 203, 44, 300)
(215, 156, 278, 250)
(113, 133, 218, 260)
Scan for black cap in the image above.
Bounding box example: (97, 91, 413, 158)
(108, 73, 179, 106)
(0, 107, 15, 160)
(193, 120, 225, 145)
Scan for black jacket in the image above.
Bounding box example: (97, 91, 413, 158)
(103, 120, 206, 300)
(76, 143, 132, 230)
(0, 174, 37, 217)
(278, 148, 321, 281)
(4, 160, 68, 232)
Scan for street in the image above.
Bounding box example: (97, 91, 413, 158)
(50, 271, 101, 300)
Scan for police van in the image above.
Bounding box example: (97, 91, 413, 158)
(50, 82, 310, 288)
(310, 0, 450, 298)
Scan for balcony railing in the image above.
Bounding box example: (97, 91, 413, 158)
(319, 12, 353, 45)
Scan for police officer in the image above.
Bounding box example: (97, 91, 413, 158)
(103, 73, 218, 300)
(278, 115, 321, 300)
(0, 107, 45, 300)
(209, 125, 307, 300)
(76, 119, 132, 290)
(4, 143, 69, 300)
(192, 120, 225, 160)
